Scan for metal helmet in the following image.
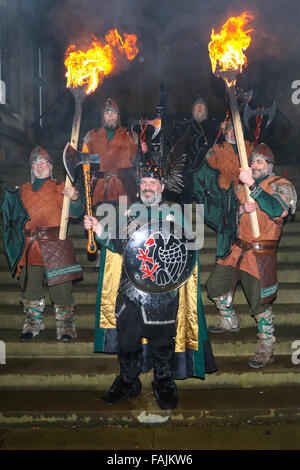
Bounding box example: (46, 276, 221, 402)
(29, 146, 53, 183)
(103, 97, 120, 114)
(29, 146, 52, 163)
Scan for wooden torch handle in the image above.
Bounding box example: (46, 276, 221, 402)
(226, 86, 260, 238)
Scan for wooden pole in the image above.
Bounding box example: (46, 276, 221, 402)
(226, 85, 260, 238)
(59, 88, 85, 240)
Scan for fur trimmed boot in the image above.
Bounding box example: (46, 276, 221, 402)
(54, 304, 77, 342)
(208, 293, 240, 333)
(151, 340, 178, 410)
(103, 349, 143, 405)
(248, 307, 275, 368)
(20, 298, 45, 341)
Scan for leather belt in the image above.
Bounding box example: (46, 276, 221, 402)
(24, 226, 60, 241)
(22, 226, 60, 292)
(226, 238, 278, 308)
(233, 238, 278, 255)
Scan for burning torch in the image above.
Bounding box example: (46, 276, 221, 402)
(208, 12, 260, 238)
(59, 30, 139, 251)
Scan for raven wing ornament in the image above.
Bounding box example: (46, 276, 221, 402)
(163, 130, 190, 193)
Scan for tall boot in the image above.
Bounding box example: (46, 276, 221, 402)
(103, 348, 143, 405)
(248, 307, 275, 368)
(151, 338, 178, 410)
(20, 298, 45, 341)
(54, 304, 77, 342)
(208, 293, 240, 333)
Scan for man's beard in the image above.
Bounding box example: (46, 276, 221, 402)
(193, 110, 208, 123)
(102, 115, 119, 130)
(140, 189, 162, 206)
(252, 166, 270, 180)
(225, 135, 236, 145)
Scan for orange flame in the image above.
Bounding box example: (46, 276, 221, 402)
(65, 29, 139, 94)
(208, 12, 253, 85)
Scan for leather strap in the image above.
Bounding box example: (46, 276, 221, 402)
(21, 226, 60, 292)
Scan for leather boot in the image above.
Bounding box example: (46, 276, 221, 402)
(20, 298, 45, 341)
(103, 349, 143, 405)
(208, 293, 240, 333)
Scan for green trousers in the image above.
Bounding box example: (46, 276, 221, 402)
(19, 266, 75, 305)
(205, 264, 270, 315)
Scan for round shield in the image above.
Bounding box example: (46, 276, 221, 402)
(124, 219, 196, 294)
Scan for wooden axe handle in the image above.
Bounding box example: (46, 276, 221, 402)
(59, 91, 84, 240)
(82, 163, 97, 254)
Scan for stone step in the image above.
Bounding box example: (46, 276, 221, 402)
(0, 355, 299, 390)
(1, 303, 300, 330)
(0, 282, 299, 305)
(0, 386, 300, 427)
(0, 326, 299, 359)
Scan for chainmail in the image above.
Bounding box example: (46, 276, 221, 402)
(118, 277, 178, 309)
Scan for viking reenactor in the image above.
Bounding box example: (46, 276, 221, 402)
(205, 143, 297, 368)
(2, 146, 84, 342)
(206, 118, 254, 190)
(167, 95, 220, 203)
(84, 160, 217, 410)
(82, 98, 138, 206)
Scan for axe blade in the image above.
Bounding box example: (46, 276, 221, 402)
(63, 142, 100, 183)
(243, 102, 277, 130)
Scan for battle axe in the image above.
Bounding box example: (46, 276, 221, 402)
(63, 142, 100, 254)
(243, 102, 276, 130)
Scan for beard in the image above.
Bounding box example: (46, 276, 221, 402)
(102, 114, 120, 130)
(252, 166, 270, 180)
(193, 109, 208, 123)
(140, 189, 162, 206)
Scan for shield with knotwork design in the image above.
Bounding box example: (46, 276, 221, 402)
(192, 159, 239, 260)
(124, 219, 196, 294)
(1, 186, 30, 276)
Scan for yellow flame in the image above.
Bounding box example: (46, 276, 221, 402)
(65, 30, 139, 94)
(208, 12, 253, 85)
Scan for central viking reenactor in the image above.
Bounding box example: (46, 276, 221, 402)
(2, 146, 84, 342)
(84, 160, 217, 410)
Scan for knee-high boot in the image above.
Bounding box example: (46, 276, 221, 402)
(248, 307, 275, 368)
(54, 304, 77, 342)
(208, 293, 240, 333)
(20, 298, 45, 341)
(151, 338, 178, 410)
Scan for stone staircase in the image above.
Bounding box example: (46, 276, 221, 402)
(1, 165, 300, 426)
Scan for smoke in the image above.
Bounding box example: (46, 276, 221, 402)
(42, 0, 300, 126)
